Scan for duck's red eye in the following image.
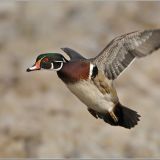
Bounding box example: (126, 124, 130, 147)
(43, 57, 49, 62)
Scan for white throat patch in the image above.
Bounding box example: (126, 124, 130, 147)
(50, 63, 54, 70)
(52, 62, 63, 71)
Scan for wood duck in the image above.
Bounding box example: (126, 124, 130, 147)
(27, 29, 160, 129)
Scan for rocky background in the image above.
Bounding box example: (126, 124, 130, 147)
(0, 1, 160, 158)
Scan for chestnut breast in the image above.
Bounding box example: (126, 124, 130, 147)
(57, 61, 90, 83)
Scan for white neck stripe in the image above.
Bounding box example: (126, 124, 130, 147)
(89, 64, 94, 80)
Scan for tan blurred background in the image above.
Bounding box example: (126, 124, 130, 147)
(0, 1, 160, 158)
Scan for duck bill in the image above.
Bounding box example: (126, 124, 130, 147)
(26, 61, 41, 72)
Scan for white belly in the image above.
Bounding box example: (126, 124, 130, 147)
(67, 80, 114, 112)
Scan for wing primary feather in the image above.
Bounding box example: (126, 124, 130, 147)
(92, 29, 160, 80)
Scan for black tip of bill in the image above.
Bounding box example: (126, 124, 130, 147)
(26, 68, 31, 72)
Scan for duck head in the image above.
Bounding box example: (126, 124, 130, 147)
(26, 53, 68, 72)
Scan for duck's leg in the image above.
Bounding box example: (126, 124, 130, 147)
(109, 111, 118, 122)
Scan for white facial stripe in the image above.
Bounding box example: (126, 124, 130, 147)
(54, 61, 64, 62)
(62, 58, 67, 62)
(89, 64, 95, 79)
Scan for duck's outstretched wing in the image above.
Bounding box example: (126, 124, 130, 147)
(61, 47, 86, 61)
(92, 29, 160, 80)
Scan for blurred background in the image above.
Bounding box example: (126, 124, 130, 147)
(0, 1, 160, 158)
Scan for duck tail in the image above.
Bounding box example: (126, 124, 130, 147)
(113, 103, 141, 129)
(97, 103, 140, 129)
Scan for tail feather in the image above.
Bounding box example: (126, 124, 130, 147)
(114, 103, 140, 128)
(97, 103, 140, 129)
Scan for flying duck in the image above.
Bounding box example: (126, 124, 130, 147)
(27, 29, 160, 129)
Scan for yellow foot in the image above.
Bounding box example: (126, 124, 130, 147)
(109, 111, 118, 122)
